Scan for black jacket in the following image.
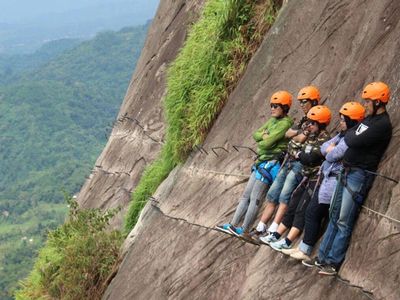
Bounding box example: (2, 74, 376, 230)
(343, 112, 392, 171)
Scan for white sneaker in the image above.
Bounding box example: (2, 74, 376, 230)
(281, 247, 299, 256)
(270, 239, 292, 252)
(290, 250, 310, 261)
(259, 233, 278, 245)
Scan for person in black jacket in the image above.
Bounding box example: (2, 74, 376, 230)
(302, 82, 393, 276)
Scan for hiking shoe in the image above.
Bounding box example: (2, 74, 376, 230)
(302, 257, 323, 269)
(215, 223, 233, 235)
(318, 265, 337, 276)
(259, 233, 278, 245)
(228, 225, 244, 237)
(290, 250, 310, 261)
(281, 247, 299, 256)
(270, 239, 292, 252)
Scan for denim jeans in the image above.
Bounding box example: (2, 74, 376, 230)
(318, 168, 373, 267)
(267, 160, 303, 205)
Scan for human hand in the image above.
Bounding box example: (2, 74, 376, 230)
(326, 143, 336, 153)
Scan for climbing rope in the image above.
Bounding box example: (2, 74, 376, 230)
(361, 205, 400, 225)
(187, 166, 249, 179)
(188, 166, 400, 226)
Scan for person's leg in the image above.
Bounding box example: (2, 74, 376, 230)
(279, 183, 305, 230)
(271, 164, 304, 226)
(318, 176, 343, 263)
(300, 194, 329, 256)
(289, 180, 317, 241)
(268, 183, 306, 249)
(231, 172, 256, 226)
(259, 201, 277, 224)
(324, 170, 369, 267)
(275, 223, 288, 236)
(286, 227, 301, 242)
(242, 179, 268, 231)
(271, 203, 288, 228)
(259, 163, 289, 225)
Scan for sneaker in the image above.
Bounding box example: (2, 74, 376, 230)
(215, 223, 234, 235)
(270, 239, 292, 252)
(228, 225, 244, 237)
(318, 265, 337, 276)
(290, 250, 310, 261)
(281, 248, 299, 256)
(259, 233, 278, 245)
(302, 257, 323, 269)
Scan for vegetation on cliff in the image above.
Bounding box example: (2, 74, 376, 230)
(0, 25, 148, 299)
(125, 0, 282, 231)
(15, 198, 123, 300)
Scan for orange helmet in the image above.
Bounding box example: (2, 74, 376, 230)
(339, 101, 365, 122)
(307, 105, 331, 125)
(270, 90, 292, 107)
(297, 86, 321, 102)
(361, 81, 390, 103)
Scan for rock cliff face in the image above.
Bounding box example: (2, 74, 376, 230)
(84, 0, 400, 299)
(77, 0, 206, 227)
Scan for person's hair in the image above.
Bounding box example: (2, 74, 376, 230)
(281, 104, 290, 114)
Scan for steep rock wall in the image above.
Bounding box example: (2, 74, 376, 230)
(76, 0, 206, 227)
(104, 0, 400, 299)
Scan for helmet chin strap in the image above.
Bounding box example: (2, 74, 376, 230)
(372, 100, 382, 116)
(372, 101, 385, 116)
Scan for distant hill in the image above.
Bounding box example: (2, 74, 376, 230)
(0, 38, 82, 83)
(0, 23, 149, 299)
(0, 0, 159, 54)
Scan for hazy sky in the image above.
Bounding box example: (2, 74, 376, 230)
(0, 0, 159, 23)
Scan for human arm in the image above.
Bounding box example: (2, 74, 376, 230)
(325, 138, 348, 162)
(298, 148, 323, 166)
(253, 122, 270, 142)
(285, 128, 300, 138)
(320, 134, 341, 156)
(298, 132, 330, 166)
(258, 118, 293, 150)
(292, 132, 308, 143)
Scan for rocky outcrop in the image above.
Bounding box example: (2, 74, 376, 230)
(76, 0, 206, 227)
(103, 0, 400, 299)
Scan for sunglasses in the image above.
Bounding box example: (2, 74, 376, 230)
(299, 99, 310, 106)
(307, 120, 319, 126)
(270, 104, 282, 109)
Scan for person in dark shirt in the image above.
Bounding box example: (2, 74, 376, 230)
(302, 82, 393, 276)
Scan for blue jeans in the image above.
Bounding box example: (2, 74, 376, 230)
(267, 160, 303, 205)
(318, 168, 373, 267)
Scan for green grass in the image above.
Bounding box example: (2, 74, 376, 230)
(15, 199, 123, 300)
(124, 0, 281, 232)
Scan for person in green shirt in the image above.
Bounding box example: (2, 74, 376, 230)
(216, 91, 294, 241)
